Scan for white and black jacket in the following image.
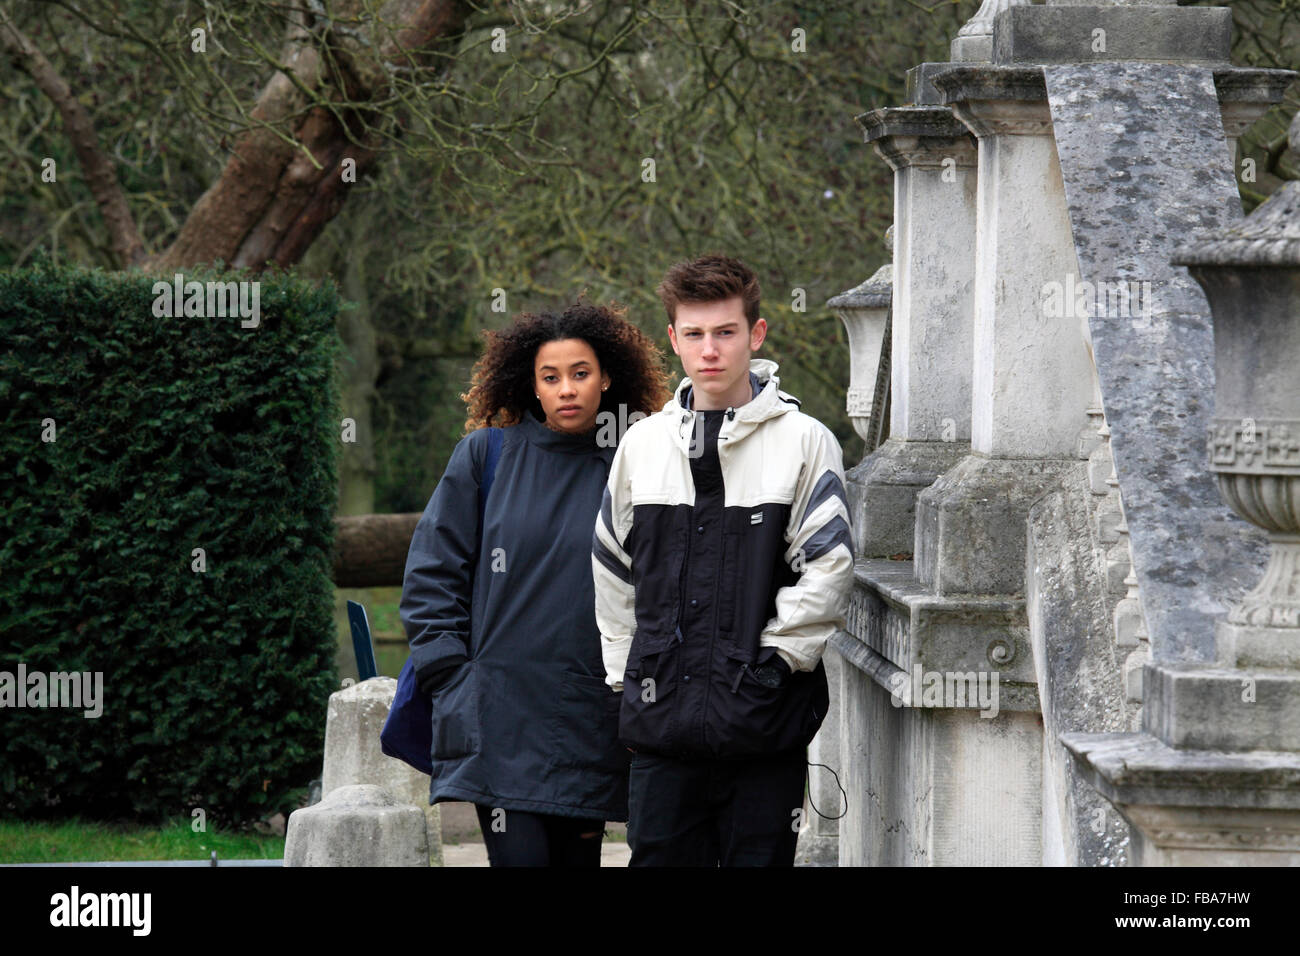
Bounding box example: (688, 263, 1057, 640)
(592, 358, 855, 758)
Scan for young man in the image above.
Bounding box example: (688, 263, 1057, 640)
(591, 254, 855, 866)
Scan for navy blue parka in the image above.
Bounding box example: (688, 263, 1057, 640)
(399, 410, 629, 820)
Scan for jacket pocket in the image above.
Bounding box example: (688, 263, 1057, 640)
(618, 630, 681, 753)
(707, 652, 827, 757)
(429, 661, 480, 760)
(548, 670, 627, 772)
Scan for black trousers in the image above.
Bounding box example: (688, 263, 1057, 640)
(626, 748, 807, 866)
(473, 804, 605, 867)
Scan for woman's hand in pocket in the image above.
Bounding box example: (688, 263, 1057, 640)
(416, 654, 468, 696)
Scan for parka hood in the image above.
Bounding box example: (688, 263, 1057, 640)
(662, 357, 802, 449)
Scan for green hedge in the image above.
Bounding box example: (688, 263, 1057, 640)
(0, 257, 343, 825)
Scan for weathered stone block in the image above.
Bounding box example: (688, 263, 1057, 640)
(1095, 509, 1121, 545)
(836, 632, 1043, 866)
(915, 455, 1074, 596)
(1027, 463, 1134, 865)
(1144, 662, 1300, 751)
(1043, 62, 1280, 665)
(847, 438, 969, 557)
(992, 6, 1232, 66)
(905, 62, 960, 106)
(285, 784, 429, 867)
(1063, 731, 1300, 864)
(850, 559, 1040, 711)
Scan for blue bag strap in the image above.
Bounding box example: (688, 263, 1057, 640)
(466, 425, 501, 587)
(478, 427, 502, 532)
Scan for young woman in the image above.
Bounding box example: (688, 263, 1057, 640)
(399, 300, 670, 867)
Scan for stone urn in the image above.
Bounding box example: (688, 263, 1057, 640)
(828, 264, 892, 446)
(829, 223, 894, 450)
(1172, 117, 1300, 668)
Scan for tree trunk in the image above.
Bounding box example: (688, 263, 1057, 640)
(337, 247, 379, 516)
(147, 0, 471, 274)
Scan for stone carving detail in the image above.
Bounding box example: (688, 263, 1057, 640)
(1085, 406, 1148, 717)
(1209, 419, 1300, 476)
(846, 387, 874, 419)
(1143, 827, 1300, 852)
(1206, 421, 1300, 631)
(830, 254, 891, 448)
(873, 137, 978, 171)
(1076, 404, 1105, 460)
(960, 113, 1055, 138)
(1225, 541, 1300, 628)
(1175, 122, 1300, 666)
(951, 0, 1029, 62)
(850, 587, 911, 668)
(987, 638, 1015, 667)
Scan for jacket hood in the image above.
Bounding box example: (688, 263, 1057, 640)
(662, 358, 801, 450)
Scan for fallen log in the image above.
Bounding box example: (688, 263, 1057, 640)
(332, 513, 421, 588)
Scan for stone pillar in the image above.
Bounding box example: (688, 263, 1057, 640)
(809, 256, 895, 867)
(918, 66, 1095, 599)
(1065, 114, 1300, 865)
(314, 677, 442, 865)
(847, 106, 977, 558)
(992, 0, 1290, 868)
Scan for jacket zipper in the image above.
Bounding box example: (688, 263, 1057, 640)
(700, 413, 732, 753)
(674, 411, 693, 646)
(668, 512, 688, 749)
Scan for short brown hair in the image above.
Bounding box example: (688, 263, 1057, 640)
(656, 254, 761, 328)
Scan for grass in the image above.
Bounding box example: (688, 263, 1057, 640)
(362, 590, 405, 643)
(0, 817, 285, 864)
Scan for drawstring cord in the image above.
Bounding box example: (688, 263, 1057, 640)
(805, 762, 849, 821)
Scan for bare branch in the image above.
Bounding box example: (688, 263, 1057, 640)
(0, 7, 146, 267)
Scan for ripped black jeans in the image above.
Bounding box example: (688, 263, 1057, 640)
(473, 804, 605, 867)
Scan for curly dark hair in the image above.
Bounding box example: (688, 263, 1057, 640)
(461, 300, 673, 434)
